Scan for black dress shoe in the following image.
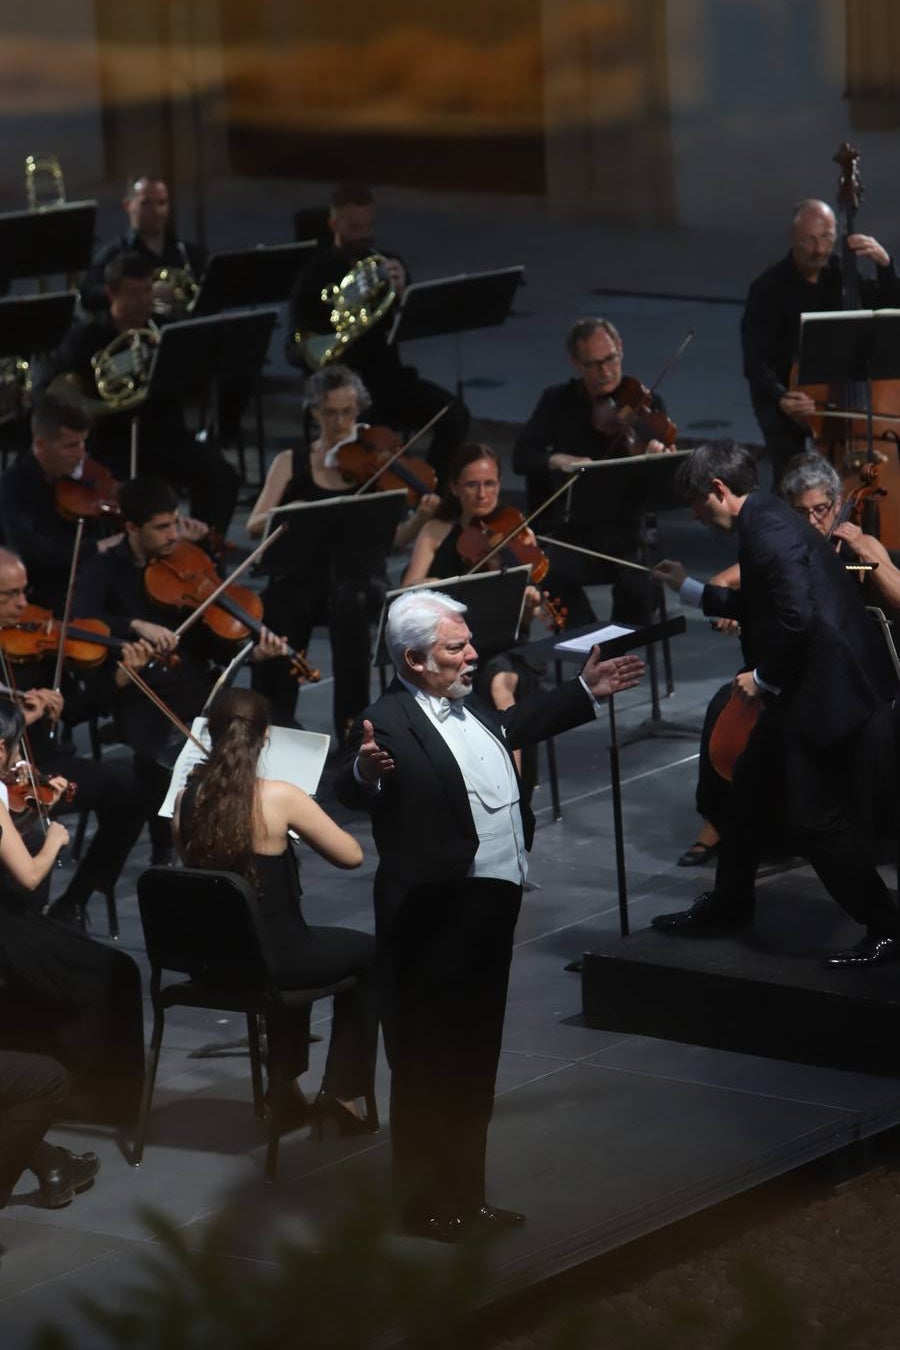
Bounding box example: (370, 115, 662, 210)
(32, 1148, 100, 1209)
(312, 1089, 378, 1139)
(651, 891, 753, 935)
(473, 1203, 527, 1230)
(825, 935, 900, 969)
(676, 840, 720, 867)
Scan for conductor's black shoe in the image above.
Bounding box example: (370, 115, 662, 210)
(824, 935, 900, 969)
(651, 891, 753, 935)
(32, 1148, 100, 1209)
(401, 1208, 466, 1244)
(473, 1203, 527, 1231)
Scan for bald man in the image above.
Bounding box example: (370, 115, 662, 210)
(741, 198, 900, 480)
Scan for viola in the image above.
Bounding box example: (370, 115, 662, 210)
(590, 376, 678, 458)
(456, 505, 550, 584)
(143, 541, 319, 683)
(336, 425, 438, 505)
(54, 457, 122, 524)
(0, 604, 178, 669)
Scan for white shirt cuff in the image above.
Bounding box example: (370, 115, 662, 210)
(353, 758, 381, 791)
(578, 674, 603, 716)
(680, 577, 705, 608)
(752, 668, 781, 695)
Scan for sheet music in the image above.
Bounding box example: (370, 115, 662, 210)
(554, 624, 635, 654)
(158, 718, 331, 818)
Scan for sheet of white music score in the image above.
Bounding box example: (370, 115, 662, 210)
(158, 718, 331, 818)
(554, 624, 634, 654)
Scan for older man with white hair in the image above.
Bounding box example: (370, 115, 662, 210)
(336, 588, 643, 1242)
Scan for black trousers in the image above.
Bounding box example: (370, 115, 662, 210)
(0, 1051, 67, 1205)
(44, 751, 151, 899)
(380, 877, 522, 1215)
(751, 399, 808, 485)
(714, 704, 897, 932)
(543, 525, 661, 627)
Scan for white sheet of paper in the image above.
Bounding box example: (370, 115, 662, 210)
(158, 718, 331, 818)
(553, 624, 634, 654)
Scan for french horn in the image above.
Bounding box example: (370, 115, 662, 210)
(25, 153, 66, 212)
(151, 264, 199, 319)
(91, 324, 160, 411)
(294, 253, 396, 370)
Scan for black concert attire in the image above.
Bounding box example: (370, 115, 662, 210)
(0, 1051, 68, 1205)
(0, 451, 115, 613)
(79, 228, 205, 316)
(691, 493, 897, 932)
(741, 251, 900, 479)
(336, 676, 596, 1223)
(34, 317, 239, 533)
(287, 244, 469, 485)
(179, 780, 378, 1099)
(250, 443, 388, 739)
(73, 537, 220, 846)
(512, 378, 664, 626)
(0, 882, 144, 1125)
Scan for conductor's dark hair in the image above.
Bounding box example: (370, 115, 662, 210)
(117, 476, 179, 526)
(31, 392, 91, 440)
(676, 440, 759, 499)
(330, 181, 374, 211)
(104, 251, 154, 291)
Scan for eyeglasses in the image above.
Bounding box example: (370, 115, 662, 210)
(457, 479, 499, 493)
(577, 352, 620, 372)
(794, 500, 834, 522)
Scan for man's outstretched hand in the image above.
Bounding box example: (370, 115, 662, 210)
(580, 647, 645, 700)
(355, 719, 396, 784)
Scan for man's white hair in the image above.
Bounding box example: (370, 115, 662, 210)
(386, 589, 468, 670)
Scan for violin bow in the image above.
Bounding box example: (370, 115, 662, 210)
(48, 516, 85, 745)
(170, 526, 288, 642)
(352, 405, 449, 497)
(646, 329, 695, 396)
(534, 535, 653, 574)
(115, 661, 209, 756)
(464, 474, 584, 576)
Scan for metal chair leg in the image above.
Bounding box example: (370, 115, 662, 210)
(132, 1008, 165, 1166)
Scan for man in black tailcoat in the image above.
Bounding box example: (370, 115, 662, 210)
(335, 588, 644, 1241)
(651, 440, 899, 966)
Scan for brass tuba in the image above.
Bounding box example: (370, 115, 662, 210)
(25, 153, 66, 212)
(294, 254, 396, 370)
(91, 323, 160, 411)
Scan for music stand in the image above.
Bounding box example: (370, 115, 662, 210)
(372, 567, 531, 682)
(387, 266, 524, 399)
(798, 307, 900, 470)
(547, 452, 699, 742)
(191, 242, 318, 315)
(262, 489, 408, 581)
(0, 292, 76, 358)
(0, 202, 96, 282)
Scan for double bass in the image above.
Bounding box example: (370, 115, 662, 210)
(793, 143, 900, 546)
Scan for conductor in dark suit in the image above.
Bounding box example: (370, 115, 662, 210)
(335, 589, 644, 1241)
(651, 440, 898, 966)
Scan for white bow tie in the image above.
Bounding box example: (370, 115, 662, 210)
(434, 697, 466, 722)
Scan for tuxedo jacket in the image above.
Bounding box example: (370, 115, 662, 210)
(335, 677, 594, 900)
(702, 492, 894, 746)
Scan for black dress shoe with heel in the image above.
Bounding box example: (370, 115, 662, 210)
(313, 1089, 378, 1140)
(825, 934, 900, 969)
(651, 891, 753, 935)
(31, 1147, 100, 1208)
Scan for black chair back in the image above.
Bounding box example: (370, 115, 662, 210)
(137, 866, 271, 989)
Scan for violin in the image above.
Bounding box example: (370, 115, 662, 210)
(143, 541, 319, 683)
(0, 604, 178, 670)
(0, 762, 77, 816)
(336, 425, 438, 505)
(54, 457, 122, 524)
(455, 506, 567, 631)
(590, 376, 678, 458)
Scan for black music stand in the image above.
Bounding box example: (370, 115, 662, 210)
(0, 292, 76, 357)
(0, 202, 96, 282)
(548, 452, 699, 743)
(372, 567, 531, 682)
(798, 307, 900, 472)
(387, 266, 524, 399)
(191, 242, 318, 315)
(262, 489, 408, 582)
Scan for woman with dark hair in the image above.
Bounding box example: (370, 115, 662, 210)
(246, 364, 439, 740)
(174, 686, 378, 1133)
(0, 698, 145, 1130)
